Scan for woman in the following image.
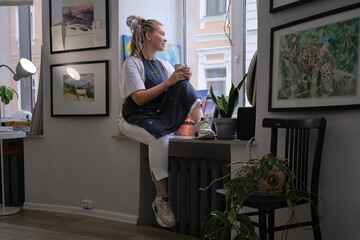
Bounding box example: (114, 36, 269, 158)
(118, 15, 215, 228)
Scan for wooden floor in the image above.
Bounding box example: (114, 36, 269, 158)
(0, 209, 200, 240)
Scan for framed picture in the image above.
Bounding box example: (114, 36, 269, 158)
(270, 0, 315, 13)
(269, 3, 360, 111)
(50, 0, 109, 54)
(51, 60, 109, 116)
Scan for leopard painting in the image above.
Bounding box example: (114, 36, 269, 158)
(282, 40, 335, 97)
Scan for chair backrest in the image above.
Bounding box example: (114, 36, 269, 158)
(262, 118, 326, 196)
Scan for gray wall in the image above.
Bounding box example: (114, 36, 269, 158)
(23, 0, 182, 223)
(232, 0, 360, 239)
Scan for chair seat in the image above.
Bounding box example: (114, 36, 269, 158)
(216, 188, 309, 210)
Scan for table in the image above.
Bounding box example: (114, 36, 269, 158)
(0, 131, 26, 216)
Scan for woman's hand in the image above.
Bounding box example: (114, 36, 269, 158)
(165, 65, 192, 87)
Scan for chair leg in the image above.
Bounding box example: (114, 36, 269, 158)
(311, 204, 322, 240)
(259, 209, 267, 240)
(268, 210, 275, 240)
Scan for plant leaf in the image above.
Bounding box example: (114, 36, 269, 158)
(287, 198, 296, 212)
(226, 177, 258, 188)
(0, 85, 18, 105)
(210, 210, 233, 229)
(237, 214, 255, 233)
(219, 95, 228, 117)
(226, 87, 239, 117)
(227, 208, 236, 223)
(236, 73, 248, 90)
(210, 85, 221, 109)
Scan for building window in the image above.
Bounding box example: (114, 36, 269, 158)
(206, 0, 226, 16)
(205, 67, 227, 96)
(205, 68, 226, 78)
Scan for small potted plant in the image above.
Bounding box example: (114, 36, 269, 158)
(210, 73, 247, 140)
(0, 85, 18, 106)
(203, 153, 325, 240)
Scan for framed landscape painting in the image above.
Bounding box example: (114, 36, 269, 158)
(51, 60, 109, 116)
(269, 3, 360, 111)
(50, 0, 109, 53)
(270, 0, 315, 13)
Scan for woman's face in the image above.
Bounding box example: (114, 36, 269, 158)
(147, 25, 167, 51)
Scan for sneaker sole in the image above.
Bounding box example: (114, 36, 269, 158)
(151, 202, 175, 228)
(193, 131, 215, 140)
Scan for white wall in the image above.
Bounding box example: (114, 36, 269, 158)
(233, 0, 360, 239)
(23, 0, 182, 223)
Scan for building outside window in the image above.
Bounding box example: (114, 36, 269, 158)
(186, 0, 257, 106)
(0, 0, 42, 118)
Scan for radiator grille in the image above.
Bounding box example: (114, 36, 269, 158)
(169, 156, 230, 238)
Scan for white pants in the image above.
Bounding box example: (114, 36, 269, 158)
(119, 115, 169, 181)
(118, 99, 201, 181)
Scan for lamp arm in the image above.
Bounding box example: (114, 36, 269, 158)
(0, 64, 16, 76)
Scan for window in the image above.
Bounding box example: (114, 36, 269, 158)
(0, 0, 42, 118)
(206, 0, 226, 16)
(185, 0, 257, 108)
(205, 67, 227, 96)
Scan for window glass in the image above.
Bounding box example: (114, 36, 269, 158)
(206, 0, 226, 16)
(0, 0, 41, 119)
(205, 68, 226, 78)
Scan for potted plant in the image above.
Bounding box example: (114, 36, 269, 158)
(203, 153, 325, 240)
(210, 73, 247, 140)
(0, 85, 18, 118)
(0, 85, 18, 106)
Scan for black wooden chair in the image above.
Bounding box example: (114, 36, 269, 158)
(248, 117, 326, 240)
(218, 117, 327, 240)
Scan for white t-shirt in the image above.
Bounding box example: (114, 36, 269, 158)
(119, 56, 174, 100)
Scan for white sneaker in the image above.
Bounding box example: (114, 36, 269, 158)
(152, 197, 176, 228)
(193, 118, 215, 139)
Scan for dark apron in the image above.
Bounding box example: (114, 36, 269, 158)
(122, 55, 199, 139)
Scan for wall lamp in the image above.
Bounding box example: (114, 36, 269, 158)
(0, 58, 36, 81)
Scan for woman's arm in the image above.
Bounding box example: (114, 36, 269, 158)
(130, 67, 190, 106)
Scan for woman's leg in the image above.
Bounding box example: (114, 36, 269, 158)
(119, 118, 175, 227)
(190, 100, 204, 122)
(119, 117, 169, 185)
(188, 99, 215, 139)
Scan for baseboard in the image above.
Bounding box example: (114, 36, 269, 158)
(23, 202, 138, 224)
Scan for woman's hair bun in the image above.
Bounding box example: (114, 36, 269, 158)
(126, 15, 138, 31)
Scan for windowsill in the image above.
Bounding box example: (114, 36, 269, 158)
(25, 134, 43, 139)
(112, 134, 252, 145)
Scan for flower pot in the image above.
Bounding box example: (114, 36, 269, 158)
(246, 165, 287, 197)
(213, 118, 237, 140)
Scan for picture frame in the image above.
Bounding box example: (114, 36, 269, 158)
(270, 0, 315, 13)
(269, 3, 360, 111)
(49, 0, 109, 54)
(51, 60, 109, 116)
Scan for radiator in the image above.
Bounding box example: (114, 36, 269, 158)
(169, 156, 230, 238)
